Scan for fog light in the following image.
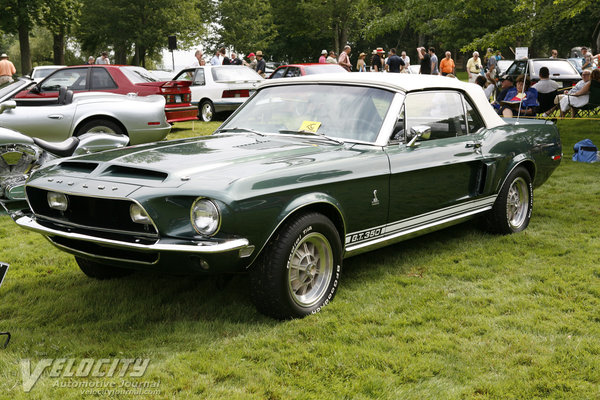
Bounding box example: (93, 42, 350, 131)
(47, 192, 68, 211)
(130, 203, 151, 224)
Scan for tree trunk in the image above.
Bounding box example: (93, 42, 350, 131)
(132, 43, 140, 66)
(333, 23, 339, 56)
(592, 17, 600, 54)
(53, 33, 65, 65)
(17, 24, 31, 75)
(114, 43, 128, 65)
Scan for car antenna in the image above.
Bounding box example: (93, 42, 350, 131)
(515, 56, 530, 125)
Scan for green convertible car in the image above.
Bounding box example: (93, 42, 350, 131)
(14, 74, 562, 319)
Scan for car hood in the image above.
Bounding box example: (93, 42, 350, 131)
(35, 133, 369, 194)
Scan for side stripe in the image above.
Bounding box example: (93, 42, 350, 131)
(345, 195, 497, 247)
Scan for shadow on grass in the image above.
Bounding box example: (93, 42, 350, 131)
(1, 220, 492, 353)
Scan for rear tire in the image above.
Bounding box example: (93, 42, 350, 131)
(199, 100, 215, 122)
(485, 166, 533, 234)
(250, 212, 342, 319)
(77, 119, 124, 136)
(75, 257, 133, 280)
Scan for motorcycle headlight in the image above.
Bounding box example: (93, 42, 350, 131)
(191, 198, 220, 236)
(47, 192, 68, 211)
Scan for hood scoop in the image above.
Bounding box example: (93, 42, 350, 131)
(55, 161, 99, 174)
(100, 165, 168, 182)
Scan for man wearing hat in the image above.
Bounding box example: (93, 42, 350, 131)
(255, 51, 266, 78)
(0, 53, 16, 85)
(244, 53, 257, 70)
(319, 50, 327, 64)
(371, 48, 385, 72)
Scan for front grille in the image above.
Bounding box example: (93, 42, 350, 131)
(27, 187, 157, 235)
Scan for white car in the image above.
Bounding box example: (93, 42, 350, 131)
(27, 65, 66, 83)
(173, 65, 263, 122)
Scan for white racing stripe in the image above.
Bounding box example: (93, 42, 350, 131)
(345, 195, 497, 248)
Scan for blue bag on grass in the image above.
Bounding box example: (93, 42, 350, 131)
(573, 139, 598, 163)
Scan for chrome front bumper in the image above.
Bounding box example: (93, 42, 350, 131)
(15, 215, 250, 254)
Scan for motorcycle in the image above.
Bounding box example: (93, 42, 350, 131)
(0, 123, 129, 216)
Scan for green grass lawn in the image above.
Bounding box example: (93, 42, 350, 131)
(0, 119, 599, 399)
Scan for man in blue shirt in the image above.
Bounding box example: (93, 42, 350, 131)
(385, 48, 405, 73)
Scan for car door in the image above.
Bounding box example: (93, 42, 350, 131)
(385, 90, 489, 224)
(0, 102, 75, 141)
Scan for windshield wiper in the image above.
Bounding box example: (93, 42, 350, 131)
(218, 127, 266, 137)
(278, 129, 344, 145)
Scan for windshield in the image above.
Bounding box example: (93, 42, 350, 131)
(532, 60, 579, 76)
(211, 66, 262, 82)
(0, 79, 31, 100)
(120, 66, 158, 83)
(221, 84, 395, 143)
(33, 68, 61, 79)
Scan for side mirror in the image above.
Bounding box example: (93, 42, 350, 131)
(0, 101, 17, 114)
(407, 125, 431, 147)
(29, 85, 40, 94)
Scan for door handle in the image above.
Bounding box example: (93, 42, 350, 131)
(48, 114, 64, 120)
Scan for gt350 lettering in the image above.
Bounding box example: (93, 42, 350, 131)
(349, 228, 382, 243)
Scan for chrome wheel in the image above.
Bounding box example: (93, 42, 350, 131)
(201, 102, 213, 121)
(84, 125, 117, 134)
(288, 232, 333, 308)
(506, 177, 529, 229)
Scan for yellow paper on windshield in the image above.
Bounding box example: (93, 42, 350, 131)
(299, 121, 321, 133)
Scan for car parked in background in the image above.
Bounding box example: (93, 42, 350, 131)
(496, 59, 513, 75)
(0, 78, 170, 144)
(15, 74, 561, 319)
(500, 58, 581, 88)
(173, 65, 263, 122)
(26, 65, 66, 83)
(406, 65, 421, 74)
(268, 63, 347, 79)
(14, 65, 197, 123)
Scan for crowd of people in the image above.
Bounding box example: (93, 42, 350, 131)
(191, 48, 267, 77)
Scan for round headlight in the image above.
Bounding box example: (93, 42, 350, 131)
(47, 192, 68, 211)
(191, 198, 220, 236)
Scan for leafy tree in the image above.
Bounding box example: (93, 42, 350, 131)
(39, 0, 82, 64)
(0, 0, 43, 74)
(214, 0, 275, 56)
(77, 0, 211, 66)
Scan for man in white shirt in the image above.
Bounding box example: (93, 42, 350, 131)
(190, 50, 204, 67)
(95, 52, 110, 65)
(533, 67, 560, 93)
(400, 51, 410, 68)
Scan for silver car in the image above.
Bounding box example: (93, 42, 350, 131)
(0, 79, 170, 145)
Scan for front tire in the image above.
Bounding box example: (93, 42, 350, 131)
(485, 166, 533, 234)
(199, 100, 215, 122)
(250, 212, 342, 319)
(75, 257, 133, 280)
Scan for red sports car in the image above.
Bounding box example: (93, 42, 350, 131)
(14, 65, 197, 123)
(268, 63, 347, 79)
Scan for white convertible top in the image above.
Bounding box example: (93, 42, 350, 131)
(260, 73, 507, 129)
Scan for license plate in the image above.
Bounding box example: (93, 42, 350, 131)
(175, 95, 182, 103)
